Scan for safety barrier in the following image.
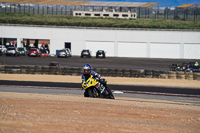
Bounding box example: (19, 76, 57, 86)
(0, 65, 200, 81)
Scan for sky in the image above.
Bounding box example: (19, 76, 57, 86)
(76, 0, 200, 7)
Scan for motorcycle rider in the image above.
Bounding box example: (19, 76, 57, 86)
(82, 64, 107, 97)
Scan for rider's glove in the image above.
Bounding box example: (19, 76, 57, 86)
(96, 77, 100, 81)
(94, 73, 98, 77)
(94, 73, 99, 80)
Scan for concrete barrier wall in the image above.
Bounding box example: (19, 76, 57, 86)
(1, 65, 200, 81)
(1, 24, 200, 59)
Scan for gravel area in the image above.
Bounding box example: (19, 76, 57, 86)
(0, 74, 200, 132)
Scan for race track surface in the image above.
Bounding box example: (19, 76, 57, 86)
(1, 55, 200, 71)
(1, 80, 200, 96)
(1, 56, 200, 132)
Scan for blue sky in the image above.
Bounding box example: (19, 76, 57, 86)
(83, 0, 200, 7)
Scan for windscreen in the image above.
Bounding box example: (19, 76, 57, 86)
(8, 47, 15, 50)
(18, 48, 24, 51)
(30, 49, 37, 51)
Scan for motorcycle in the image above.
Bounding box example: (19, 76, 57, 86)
(82, 75, 114, 99)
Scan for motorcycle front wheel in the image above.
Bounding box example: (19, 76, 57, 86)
(87, 88, 94, 98)
(87, 88, 98, 98)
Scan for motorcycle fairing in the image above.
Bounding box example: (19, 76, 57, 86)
(82, 75, 99, 90)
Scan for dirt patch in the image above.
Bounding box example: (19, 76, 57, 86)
(0, 92, 200, 133)
(0, 74, 200, 132)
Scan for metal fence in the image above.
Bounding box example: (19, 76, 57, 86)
(0, 3, 73, 15)
(0, 2, 199, 21)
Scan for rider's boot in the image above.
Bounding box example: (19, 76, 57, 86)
(105, 85, 114, 99)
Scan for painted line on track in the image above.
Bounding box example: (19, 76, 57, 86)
(121, 90, 200, 98)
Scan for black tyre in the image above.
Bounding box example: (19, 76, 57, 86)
(84, 91, 89, 97)
(87, 88, 94, 98)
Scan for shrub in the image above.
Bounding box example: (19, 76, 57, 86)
(0, 13, 199, 29)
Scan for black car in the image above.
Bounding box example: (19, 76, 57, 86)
(81, 49, 91, 58)
(96, 50, 106, 58)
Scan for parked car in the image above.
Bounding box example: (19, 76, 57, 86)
(0, 45, 7, 53)
(27, 48, 41, 57)
(64, 48, 72, 57)
(6, 47, 20, 56)
(48, 62, 60, 67)
(96, 50, 106, 58)
(81, 49, 91, 58)
(17, 47, 27, 56)
(57, 49, 70, 58)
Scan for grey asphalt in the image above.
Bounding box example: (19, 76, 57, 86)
(1, 85, 200, 105)
(1, 80, 200, 96)
(0, 55, 199, 71)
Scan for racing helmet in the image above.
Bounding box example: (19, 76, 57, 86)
(83, 64, 91, 74)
